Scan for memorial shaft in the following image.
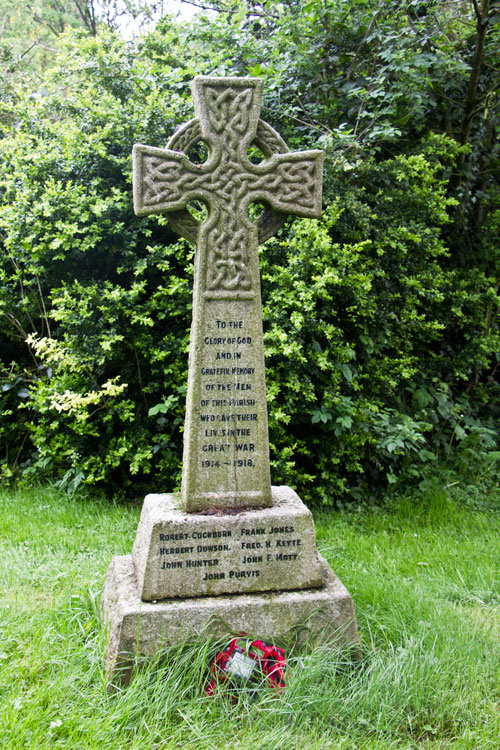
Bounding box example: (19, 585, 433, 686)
(133, 76, 323, 512)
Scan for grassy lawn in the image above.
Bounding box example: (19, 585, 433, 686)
(0, 484, 499, 749)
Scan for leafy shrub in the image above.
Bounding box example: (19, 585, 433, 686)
(261, 142, 499, 502)
(0, 17, 499, 503)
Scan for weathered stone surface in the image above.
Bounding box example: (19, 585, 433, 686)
(133, 76, 323, 512)
(100, 76, 359, 683)
(132, 486, 323, 600)
(101, 553, 360, 683)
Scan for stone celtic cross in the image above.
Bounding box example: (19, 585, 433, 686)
(133, 77, 323, 512)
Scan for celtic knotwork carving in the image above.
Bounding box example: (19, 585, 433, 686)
(206, 206, 252, 291)
(205, 87, 253, 134)
(165, 118, 289, 246)
(142, 155, 183, 206)
(133, 76, 323, 294)
(171, 119, 202, 153)
(255, 120, 286, 158)
(165, 119, 206, 243)
(250, 160, 320, 211)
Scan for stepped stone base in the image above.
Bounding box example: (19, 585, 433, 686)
(101, 554, 360, 684)
(132, 486, 323, 600)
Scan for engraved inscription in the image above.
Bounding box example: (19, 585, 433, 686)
(156, 522, 304, 584)
(198, 316, 259, 478)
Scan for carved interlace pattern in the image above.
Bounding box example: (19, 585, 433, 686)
(171, 119, 202, 153)
(165, 117, 289, 246)
(135, 80, 322, 292)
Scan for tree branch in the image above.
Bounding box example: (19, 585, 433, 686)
(19, 41, 39, 60)
(33, 13, 60, 37)
(471, 0, 481, 21)
(177, 0, 232, 13)
(346, 0, 384, 81)
(262, 105, 331, 135)
(459, 0, 490, 147)
(73, 0, 97, 35)
(12, 431, 31, 472)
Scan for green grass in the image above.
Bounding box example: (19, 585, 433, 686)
(0, 484, 499, 749)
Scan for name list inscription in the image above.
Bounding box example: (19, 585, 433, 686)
(158, 524, 302, 581)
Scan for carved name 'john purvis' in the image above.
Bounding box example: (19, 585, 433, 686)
(133, 77, 323, 512)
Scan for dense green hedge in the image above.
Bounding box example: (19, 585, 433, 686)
(1, 5, 499, 502)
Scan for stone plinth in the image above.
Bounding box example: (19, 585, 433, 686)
(101, 554, 360, 683)
(132, 486, 323, 600)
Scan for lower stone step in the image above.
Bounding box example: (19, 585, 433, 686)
(101, 553, 360, 684)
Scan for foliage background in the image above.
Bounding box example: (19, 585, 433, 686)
(0, 0, 499, 503)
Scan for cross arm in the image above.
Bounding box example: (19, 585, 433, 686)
(247, 150, 324, 220)
(133, 144, 210, 217)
